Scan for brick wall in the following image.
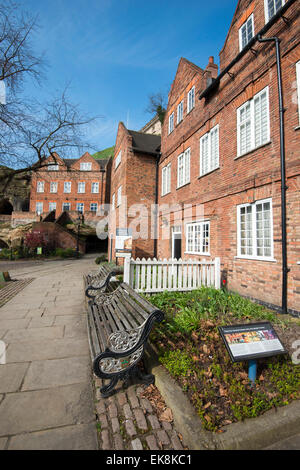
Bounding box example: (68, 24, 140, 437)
(108, 123, 158, 261)
(157, 0, 300, 314)
(30, 152, 110, 218)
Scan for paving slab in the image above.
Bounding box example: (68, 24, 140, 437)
(54, 314, 84, 325)
(0, 437, 7, 450)
(0, 382, 95, 436)
(44, 305, 86, 316)
(0, 329, 7, 339)
(0, 318, 31, 331)
(6, 337, 89, 363)
(0, 309, 28, 319)
(0, 363, 29, 393)
(64, 318, 87, 339)
(3, 326, 64, 343)
(8, 423, 98, 450)
(22, 356, 91, 391)
(28, 316, 55, 328)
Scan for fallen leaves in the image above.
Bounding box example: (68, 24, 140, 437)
(159, 408, 173, 423)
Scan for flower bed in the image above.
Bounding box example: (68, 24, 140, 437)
(148, 288, 300, 432)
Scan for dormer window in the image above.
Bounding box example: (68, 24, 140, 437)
(239, 14, 254, 51)
(48, 164, 59, 171)
(80, 162, 92, 171)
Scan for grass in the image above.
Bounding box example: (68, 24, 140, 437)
(148, 287, 300, 432)
(92, 146, 115, 160)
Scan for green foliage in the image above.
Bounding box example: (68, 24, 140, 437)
(95, 255, 108, 264)
(148, 287, 299, 432)
(160, 350, 193, 378)
(55, 248, 79, 258)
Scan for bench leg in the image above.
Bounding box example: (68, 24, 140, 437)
(100, 376, 119, 398)
(135, 366, 155, 385)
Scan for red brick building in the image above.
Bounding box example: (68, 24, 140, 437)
(30, 152, 112, 219)
(157, 0, 300, 314)
(108, 122, 160, 262)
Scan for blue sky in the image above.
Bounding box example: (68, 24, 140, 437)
(20, 0, 237, 154)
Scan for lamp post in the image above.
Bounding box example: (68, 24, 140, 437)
(76, 211, 83, 258)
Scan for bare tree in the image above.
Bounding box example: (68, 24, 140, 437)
(0, 1, 43, 91)
(2, 89, 98, 176)
(0, 2, 99, 180)
(145, 92, 167, 124)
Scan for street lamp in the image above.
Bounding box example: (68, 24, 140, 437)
(76, 211, 84, 258)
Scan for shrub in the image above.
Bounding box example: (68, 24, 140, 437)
(55, 248, 79, 258)
(95, 255, 108, 264)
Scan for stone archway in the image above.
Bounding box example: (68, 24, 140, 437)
(0, 199, 13, 215)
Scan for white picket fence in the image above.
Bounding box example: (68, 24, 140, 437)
(123, 256, 221, 294)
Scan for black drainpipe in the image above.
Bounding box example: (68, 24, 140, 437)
(153, 152, 161, 258)
(257, 35, 288, 314)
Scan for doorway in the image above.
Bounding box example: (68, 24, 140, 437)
(172, 227, 182, 260)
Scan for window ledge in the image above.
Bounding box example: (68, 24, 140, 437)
(198, 167, 220, 179)
(176, 181, 191, 191)
(234, 256, 277, 263)
(234, 141, 272, 160)
(161, 191, 171, 198)
(184, 252, 211, 257)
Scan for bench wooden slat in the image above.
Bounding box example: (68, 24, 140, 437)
(87, 306, 101, 357)
(115, 292, 145, 328)
(92, 304, 108, 351)
(117, 287, 149, 323)
(113, 290, 141, 329)
(120, 283, 156, 314)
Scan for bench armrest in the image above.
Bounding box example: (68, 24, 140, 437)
(85, 269, 123, 299)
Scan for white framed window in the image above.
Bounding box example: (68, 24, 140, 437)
(37, 181, 44, 193)
(90, 203, 98, 212)
(162, 163, 171, 196)
(48, 164, 59, 171)
(76, 203, 84, 213)
(177, 148, 190, 188)
(296, 61, 300, 125)
(112, 193, 115, 209)
(117, 186, 122, 207)
(80, 162, 92, 171)
(115, 151, 122, 169)
(264, 0, 285, 23)
(78, 182, 85, 193)
(200, 125, 219, 176)
(237, 86, 270, 157)
(49, 202, 57, 212)
(237, 198, 274, 260)
(168, 112, 174, 134)
(36, 202, 43, 215)
(187, 86, 195, 113)
(50, 182, 58, 193)
(62, 202, 71, 212)
(239, 14, 254, 51)
(186, 221, 210, 255)
(64, 181, 71, 193)
(177, 100, 183, 124)
(91, 182, 99, 193)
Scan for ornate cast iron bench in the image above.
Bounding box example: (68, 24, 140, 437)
(85, 275, 164, 397)
(85, 264, 122, 293)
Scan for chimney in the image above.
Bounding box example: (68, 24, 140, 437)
(205, 56, 218, 80)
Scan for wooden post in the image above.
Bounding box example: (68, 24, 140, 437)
(214, 257, 221, 289)
(123, 253, 131, 284)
